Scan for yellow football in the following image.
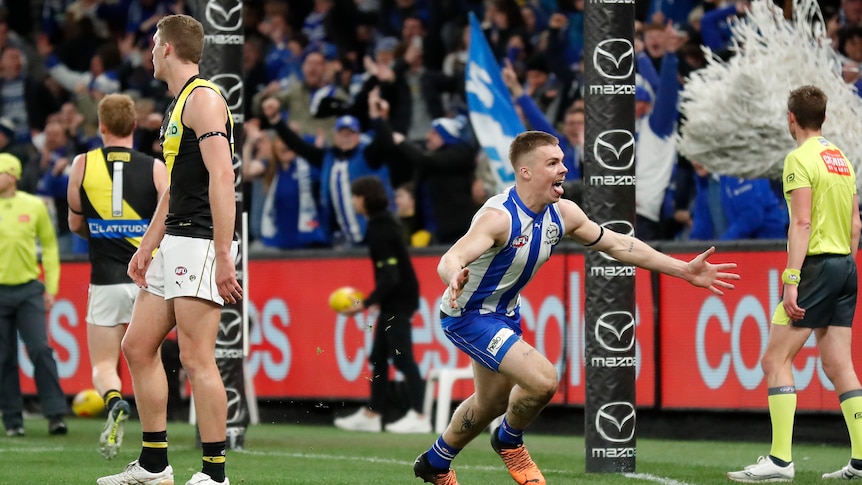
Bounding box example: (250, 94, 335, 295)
(329, 286, 364, 313)
(72, 389, 105, 418)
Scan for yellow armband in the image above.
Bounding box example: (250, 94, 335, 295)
(781, 268, 801, 285)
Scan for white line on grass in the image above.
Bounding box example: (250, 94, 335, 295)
(0, 446, 65, 453)
(624, 472, 695, 485)
(236, 449, 572, 475)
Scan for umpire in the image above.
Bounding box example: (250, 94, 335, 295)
(0, 153, 69, 436)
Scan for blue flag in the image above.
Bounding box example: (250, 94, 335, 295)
(466, 12, 525, 192)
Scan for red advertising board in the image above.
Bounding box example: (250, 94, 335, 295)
(20, 248, 848, 412)
(659, 250, 853, 411)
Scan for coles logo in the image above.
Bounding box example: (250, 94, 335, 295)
(18, 214, 30, 223)
(596, 401, 636, 442)
(593, 39, 634, 80)
(175, 266, 188, 276)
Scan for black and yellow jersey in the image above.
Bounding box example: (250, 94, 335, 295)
(80, 146, 159, 284)
(159, 75, 235, 239)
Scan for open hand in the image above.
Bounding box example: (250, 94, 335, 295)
(447, 268, 470, 308)
(685, 246, 740, 295)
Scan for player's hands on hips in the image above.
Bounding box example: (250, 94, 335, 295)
(685, 246, 740, 295)
(782, 284, 806, 321)
(128, 248, 153, 288)
(216, 254, 243, 304)
(448, 268, 470, 308)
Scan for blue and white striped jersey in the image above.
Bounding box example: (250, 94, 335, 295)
(441, 187, 565, 317)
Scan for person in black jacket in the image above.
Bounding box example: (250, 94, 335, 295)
(370, 88, 476, 244)
(333, 175, 430, 434)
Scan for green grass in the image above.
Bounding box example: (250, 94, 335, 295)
(0, 416, 850, 484)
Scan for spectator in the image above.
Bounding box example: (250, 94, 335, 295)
(0, 153, 69, 438)
(482, 0, 527, 62)
(0, 46, 62, 141)
(254, 48, 349, 144)
(245, 121, 328, 250)
(0, 118, 39, 193)
(634, 23, 682, 240)
(374, 89, 475, 244)
(688, 162, 788, 241)
(502, 60, 584, 182)
(394, 181, 431, 247)
(263, 94, 393, 247)
(36, 120, 77, 253)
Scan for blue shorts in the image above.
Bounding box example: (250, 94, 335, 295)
(441, 310, 523, 372)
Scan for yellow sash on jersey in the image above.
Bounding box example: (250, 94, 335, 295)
(82, 148, 145, 248)
(162, 77, 235, 182)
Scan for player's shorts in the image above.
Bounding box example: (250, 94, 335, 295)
(144, 234, 239, 306)
(86, 283, 139, 326)
(440, 309, 522, 372)
(772, 254, 857, 328)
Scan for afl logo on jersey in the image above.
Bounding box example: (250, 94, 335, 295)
(175, 266, 188, 276)
(512, 235, 529, 248)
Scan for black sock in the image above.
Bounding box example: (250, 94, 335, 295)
(769, 455, 791, 467)
(139, 431, 168, 473)
(103, 390, 122, 412)
(851, 458, 862, 470)
(202, 441, 226, 482)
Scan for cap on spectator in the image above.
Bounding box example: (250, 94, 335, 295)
(376, 37, 399, 54)
(0, 117, 14, 140)
(431, 117, 464, 145)
(335, 115, 360, 133)
(0, 153, 22, 179)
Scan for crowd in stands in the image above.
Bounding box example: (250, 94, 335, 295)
(5, 0, 861, 253)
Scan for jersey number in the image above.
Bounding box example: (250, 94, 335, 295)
(112, 161, 124, 217)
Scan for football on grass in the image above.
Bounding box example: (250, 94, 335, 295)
(72, 389, 105, 417)
(329, 287, 363, 313)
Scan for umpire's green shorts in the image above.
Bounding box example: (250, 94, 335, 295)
(772, 254, 857, 328)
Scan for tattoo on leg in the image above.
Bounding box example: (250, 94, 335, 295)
(522, 348, 534, 358)
(511, 395, 543, 419)
(460, 408, 476, 431)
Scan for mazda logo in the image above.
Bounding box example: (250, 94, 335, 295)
(595, 311, 635, 352)
(596, 401, 635, 443)
(205, 0, 243, 33)
(597, 220, 634, 261)
(225, 386, 246, 423)
(210, 74, 243, 112)
(217, 308, 242, 347)
(594, 130, 635, 171)
(593, 39, 634, 80)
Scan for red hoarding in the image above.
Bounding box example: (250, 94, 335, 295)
(659, 250, 854, 411)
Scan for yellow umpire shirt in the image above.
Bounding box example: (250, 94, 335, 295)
(782, 136, 857, 255)
(0, 191, 60, 294)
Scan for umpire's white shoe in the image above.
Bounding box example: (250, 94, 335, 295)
(727, 456, 794, 482)
(823, 461, 862, 479)
(96, 460, 174, 485)
(185, 472, 229, 484)
(333, 408, 381, 432)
